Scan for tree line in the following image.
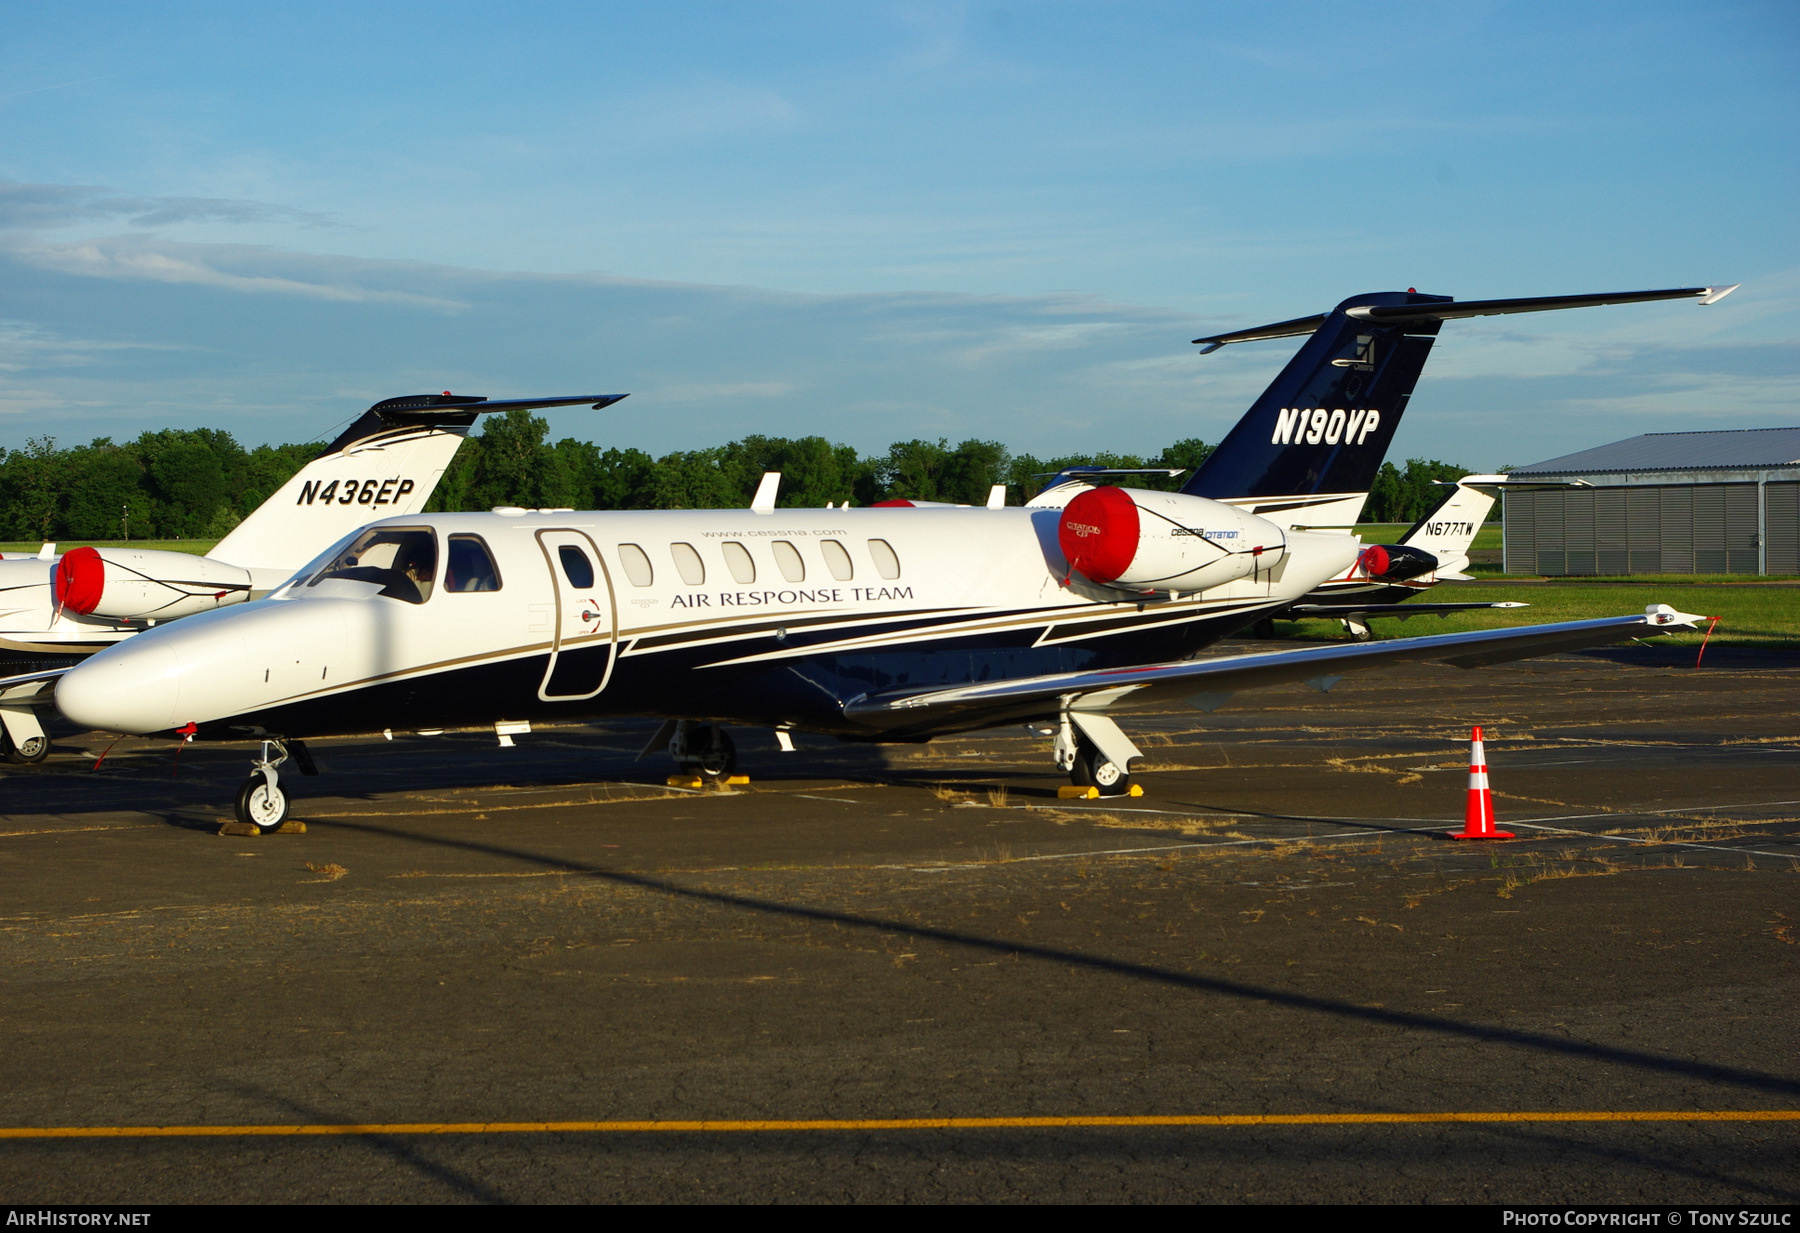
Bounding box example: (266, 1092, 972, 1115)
(0, 409, 1479, 542)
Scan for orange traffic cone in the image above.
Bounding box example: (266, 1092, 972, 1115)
(1449, 726, 1513, 840)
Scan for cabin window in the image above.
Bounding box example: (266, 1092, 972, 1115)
(617, 543, 653, 587)
(820, 539, 854, 581)
(445, 535, 502, 592)
(309, 527, 437, 604)
(772, 540, 805, 582)
(868, 538, 901, 580)
(558, 545, 596, 589)
(671, 542, 706, 586)
(722, 541, 755, 583)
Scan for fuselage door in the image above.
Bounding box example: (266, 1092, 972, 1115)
(535, 529, 616, 701)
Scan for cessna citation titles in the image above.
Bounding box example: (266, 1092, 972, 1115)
(39, 285, 1732, 830)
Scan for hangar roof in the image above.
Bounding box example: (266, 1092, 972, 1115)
(1514, 426, 1800, 475)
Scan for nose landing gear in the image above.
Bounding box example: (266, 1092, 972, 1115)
(236, 740, 291, 833)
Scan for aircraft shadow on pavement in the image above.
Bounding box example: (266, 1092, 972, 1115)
(219, 1080, 511, 1205)
(299, 814, 1800, 1106)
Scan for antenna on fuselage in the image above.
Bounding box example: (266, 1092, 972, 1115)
(751, 472, 781, 512)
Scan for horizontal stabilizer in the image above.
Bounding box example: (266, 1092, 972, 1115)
(323, 393, 628, 455)
(367, 393, 627, 421)
(1192, 314, 1327, 351)
(1192, 286, 1734, 351)
(1347, 286, 1734, 325)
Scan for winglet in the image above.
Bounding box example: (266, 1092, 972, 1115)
(1698, 284, 1740, 305)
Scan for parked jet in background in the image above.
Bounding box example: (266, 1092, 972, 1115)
(0, 393, 622, 761)
(44, 286, 1724, 827)
(1282, 474, 1522, 639)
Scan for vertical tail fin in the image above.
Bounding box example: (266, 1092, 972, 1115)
(1182, 291, 1450, 505)
(206, 409, 477, 576)
(208, 392, 625, 578)
(1180, 284, 1725, 517)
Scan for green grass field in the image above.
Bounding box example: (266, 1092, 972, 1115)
(1, 540, 217, 556)
(1280, 580, 1798, 648)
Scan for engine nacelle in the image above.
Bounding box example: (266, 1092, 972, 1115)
(1357, 543, 1439, 582)
(53, 546, 253, 621)
(1057, 486, 1286, 592)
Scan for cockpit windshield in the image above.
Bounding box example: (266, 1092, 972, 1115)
(308, 527, 438, 604)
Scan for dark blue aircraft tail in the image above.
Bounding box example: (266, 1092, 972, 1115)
(1178, 284, 1725, 503)
(1181, 291, 1449, 501)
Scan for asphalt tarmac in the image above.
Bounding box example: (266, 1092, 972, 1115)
(1, 642, 1796, 1203)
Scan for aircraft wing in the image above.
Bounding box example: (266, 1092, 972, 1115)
(842, 606, 1701, 729)
(1287, 601, 1529, 619)
(0, 667, 67, 705)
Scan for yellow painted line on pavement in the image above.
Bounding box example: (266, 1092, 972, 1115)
(3, 1111, 1798, 1138)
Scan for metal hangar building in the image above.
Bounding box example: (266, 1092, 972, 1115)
(1502, 426, 1800, 576)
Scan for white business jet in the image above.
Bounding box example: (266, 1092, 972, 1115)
(0, 393, 622, 762)
(44, 286, 1730, 828)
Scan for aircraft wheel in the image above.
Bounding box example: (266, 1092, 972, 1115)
(691, 725, 738, 780)
(1072, 741, 1132, 797)
(235, 775, 290, 834)
(7, 733, 50, 764)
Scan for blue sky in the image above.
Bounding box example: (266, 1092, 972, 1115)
(1, 2, 1795, 468)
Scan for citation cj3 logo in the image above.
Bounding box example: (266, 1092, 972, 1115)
(1064, 521, 1104, 539)
(1271, 407, 1382, 446)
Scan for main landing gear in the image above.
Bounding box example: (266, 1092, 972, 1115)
(669, 720, 738, 782)
(1071, 740, 1132, 794)
(0, 708, 51, 764)
(0, 726, 49, 764)
(1052, 710, 1141, 797)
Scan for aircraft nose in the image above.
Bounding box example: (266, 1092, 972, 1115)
(55, 642, 181, 735)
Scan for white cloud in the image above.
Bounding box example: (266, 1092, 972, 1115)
(0, 178, 342, 232)
(0, 236, 1786, 467)
(4, 236, 468, 311)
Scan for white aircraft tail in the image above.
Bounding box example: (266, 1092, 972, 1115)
(208, 392, 626, 581)
(1397, 475, 1503, 576)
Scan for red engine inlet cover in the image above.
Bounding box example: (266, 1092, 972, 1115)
(1358, 545, 1391, 578)
(54, 545, 105, 615)
(1058, 486, 1139, 584)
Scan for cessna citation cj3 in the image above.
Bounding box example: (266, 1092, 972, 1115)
(46, 286, 1730, 830)
(0, 393, 622, 763)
